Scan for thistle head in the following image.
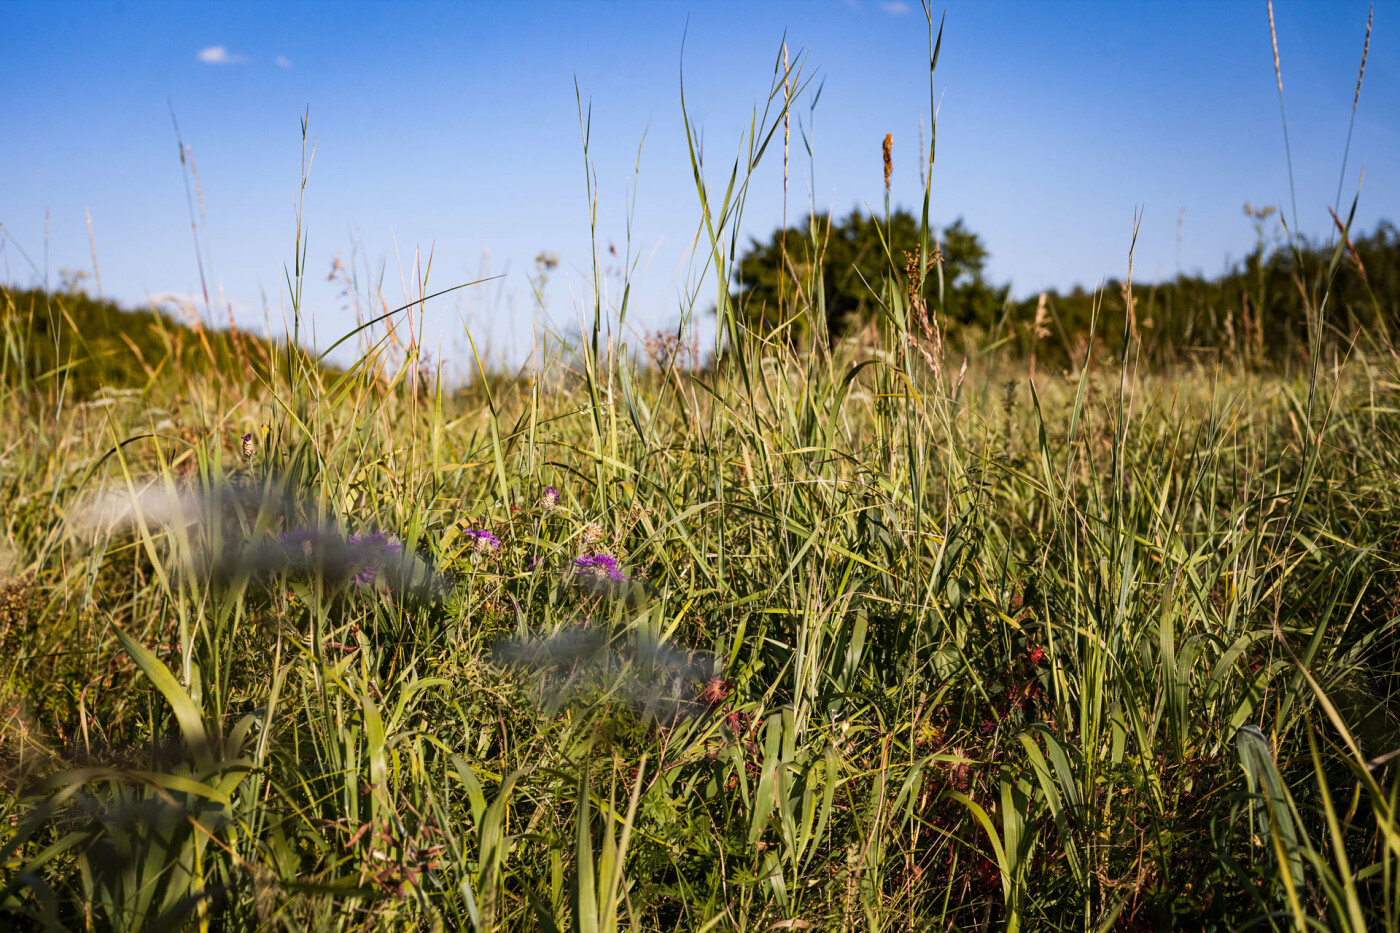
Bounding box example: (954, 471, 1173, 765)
(348, 531, 403, 587)
(573, 552, 626, 585)
(278, 526, 318, 559)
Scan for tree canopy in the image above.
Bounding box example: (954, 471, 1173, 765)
(728, 208, 1006, 340)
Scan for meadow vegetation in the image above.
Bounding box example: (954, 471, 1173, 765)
(2, 285, 325, 400)
(2, 10, 1398, 932)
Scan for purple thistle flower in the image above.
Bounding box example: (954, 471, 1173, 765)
(573, 552, 628, 584)
(348, 531, 403, 587)
(459, 527, 501, 556)
(278, 526, 318, 558)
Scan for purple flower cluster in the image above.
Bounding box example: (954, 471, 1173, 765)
(278, 526, 318, 557)
(573, 552, 628, 584)
(348, 531, 404, 587)
(460, 527, 502, 555)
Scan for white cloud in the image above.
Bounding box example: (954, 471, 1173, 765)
(274, 55, 292, 69)
(197, 45, 248, 65)
(878, 1, 910, 14)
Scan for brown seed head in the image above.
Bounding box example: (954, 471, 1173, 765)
(882, 134, 893, 190)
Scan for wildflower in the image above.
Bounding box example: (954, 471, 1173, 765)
(581, 522, 603, 546)
(948, 747, 972, 791)
(541, 486, 560, 512)
(278, 526, 318, 559)
(573, 552, 626, 583)
(697, 677, 731, 708)
(1028, 645, 1045, 666)
(348, 531, 403, 587)
(240, 432, 257, 461)
(458, 527, 501, 556)
(723, 707, 751, 738)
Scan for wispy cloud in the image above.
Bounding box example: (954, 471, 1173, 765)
(197, 45, 248, 65)
(878, 1, 910, 14)
(274, 55, 292, 69)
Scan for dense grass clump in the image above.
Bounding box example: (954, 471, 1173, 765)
(3, 16, 1398, 933)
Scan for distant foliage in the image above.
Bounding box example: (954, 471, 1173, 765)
(731, 209, 1399, 365)
(1011, 219, 1400, 367)
(0, 286, 324, 397)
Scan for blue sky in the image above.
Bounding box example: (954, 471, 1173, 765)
(2, 1, 1395, 373)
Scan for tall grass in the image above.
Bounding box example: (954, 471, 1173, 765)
(2, 6, 1398, 931)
